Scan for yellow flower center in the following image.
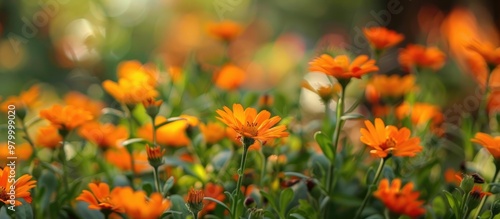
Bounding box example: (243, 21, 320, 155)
(242, 121, 259, 137)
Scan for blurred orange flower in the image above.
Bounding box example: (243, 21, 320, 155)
(0, 143, 32, 165)
(138, 115, 199, 147)
(373, 178, 426, 218)
(444, 169, 461, 185)
(309, 54, 379, 79)
(301, 80, 341, 103)
(112, 187, 170, 219)
(201, 183, 226, 215)
(76, 182, 122, 213)
(208, 20, 243, 41)
(363, 27, 404, 50)
(216, 104, 288, 143)
(0, 84, 40, 112)
(468, 41, 500, 66)
(117, 60, 158, 87)
(104, 148, 151, 174)
(370, 74, 415, 98)
(200, 122, 226, 144)
(360, 118, 423, 158)
(64, 92, 105, 117)
(395, 102, 443, 127)
(78, 122, 128, 149)
(0, 166, 36, 206)
(35, 125, 62, 149)
(168, 66, 183, 83)
(214, 64, 246, 90)
(39, 104, 93, 131)
(399, 44, 446, 71)
(102, 78, 158, 105)
(471, 132, 500, 158)
(470, 185, 492, 200)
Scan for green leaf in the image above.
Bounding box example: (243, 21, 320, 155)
(121, 138, 147, 147)
(101, 108, 125, 118)
(345, 99, 361, 114)
(155, 117, 185, 129)
(279, 188, 294, 217)
(443, 191, 460, 218)
(203, 197, 231, 212)
(162, 176, 175, 196)
(260, 190, 278, 212)
(168, 194, 189, 219)
(313, 131, 334, 161)
(142, 183, 154, 196)
(211, 150, 232, 171)
(38, 171, 58, 212)
(479, 210, 492, 219)
(75, 202, 104, 219)
(15, 199, 33, 219)
(340, 113, 364, 121)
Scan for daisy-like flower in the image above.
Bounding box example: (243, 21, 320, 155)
(471, 132, 500, 158)
(111, 187, 170, 219)
(0, 167, 37, 206)
(301, 80, 342, 103)
(76, 182, 122, 213)
(78, 122, 128, 149)
(138, 115, 199, 147)
(207, 20, 243, 41)
(395, 102, 443, 127)
(102, 78, 158, 105)
(373, 178, 426, 218)
(360, 118, 423, 158)
(186, 188, 205, 216)
(0, 84, 40, 116)
(146, 144, 164, 168)
(363, 27, 404, 50)
(35, 125, 62, 149)
(398, 44, 446, 71)
(216, 104, 288, 144)
(200, 122, 226, 144)
(468, 41, 500, 66)
(64, 92, 105, 118)
(309, 54, 379, 79)
(214, 64, 246, 91)
(370, 74, 415, 98)
(39, 104, 93, 132)
(201, 183, 226, 215)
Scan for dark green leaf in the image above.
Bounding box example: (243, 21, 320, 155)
(313, 131, 334, 161)
(155, 117, 186, 129)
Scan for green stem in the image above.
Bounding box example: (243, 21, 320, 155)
(327, 86, 346, 192)
(20, 119, 37, 162)
(259, 149, 267, 187)
(472, 168, 499, 218)
(231, 143, 250, 219)
(153, 166, 162, 193)
(125, 105, 137, 183)
(478, 67, 493, 131)
(60, 136, 69, 194)
(151, 116, 157, 146)
(354, 158, 387, 219)
(192, 211, 199, 219)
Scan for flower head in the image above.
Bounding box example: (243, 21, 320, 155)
(138, 115, 199, 147)
(201, 183, 225, 215)
(370, 74, 415, 98)
(373, 178, 426, 218)
(186, 188, 205, 215)
(399, 44, 446, 71)
(35, 125, 62, 149)
(363, 27, 404, 50)
(105, 148, 152, 174)
(471, 132, 500, 159)
(309, 54, 379, 79)
(64, 92, 105, 117)
(0, 167, 36, 206)
(208, 20, 243, 41)
(200, 122, 226, 144)
(214, 64, 246, 91)
(216, 104, 288, 144)
(103, 79, 158, 105)
(360, 118, 423, 158)
(39, 104, 93, 132)
(468, 41, 500, 66)
(76, 182, 122, 213)
(1, 84, 40, 117)
(111, 187, 170, 219)
(78, 122, 128, 149)
(395, 102, 443, 127)
(146, 144, 164, 168)
(301, 80, 342, 103)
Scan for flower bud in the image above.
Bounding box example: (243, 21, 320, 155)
(143, 98, 163, 118)
(459, 174, 475, 193)
(244, 197, 255, 208)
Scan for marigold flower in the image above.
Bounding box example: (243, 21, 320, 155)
(360, 118, 423, 158)
(470, 185, 491, 200)
(201, 183, 225, 215)
(146, 144, 164, 168)
(76, 182, 122, 213)
(216, 104, 288, 144)
(395, 102, 443, 127)
(363, 27, 404, 50)
(104, 148, 152, 173)
(370, 74, 415, 98)
(0, 84, 40, 113)
(399, 44, 446, 71)
(0, 143, 32, 166)
(225, 127, 265, 150)
(138, 115, 199, 147)
(39, 104, 93, 131)
(186, 188, 205, 215)
(102, 78, 158, 105)
(309, 54, 379, 79)
(35, 125, 62, 149)
(0, 167, 36, 206)
(444, 169, 461, 185)
(373, 178, 426, 218)
(64, 92, 105, 117)
(468, 41, 500, 66)
(301, 80, 342, 103)
(111, 187, 170, 219)
(200, 122, 226, 144)
(208, 20, 243, 41)
(117, 60, 158, 87)
(214, 64, 246, 91)
(78, 122, 128, 149)
(471, 132, 500, 158)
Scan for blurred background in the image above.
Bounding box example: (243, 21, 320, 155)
(0, 0, 499, 98)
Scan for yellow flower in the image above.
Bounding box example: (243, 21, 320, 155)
(102, 78, 158, 105)
(138, 115, 199, 147)
(301, 80, 342, 103)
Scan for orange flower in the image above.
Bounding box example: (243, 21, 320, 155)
(111, 187, 170, 219)
(64, 92, 104, 118)
(363, 27, 404, 50)
(360, 118, 423, 158)
(225, 127, 263, 150)
(138, 115, 199, 147)
(370, 74, 415, 98)
(309, 54, 379, 79)
(258, 94, 274, 107)
(102, 78, 158, 105)
(76, 182, 122, 213)
(200, 122, 226, 144)
(471, 132, 500, 158)
(399, 44, 446, 71)
(104, 148, 152, 174)
(0, 143, 32, 166)
(0, 84, 40, 112)
(208, 20, 243, 41)
(168, 66, 183, 83)
(488, 90, 500, 114)
(395, 102, 443, 127)
(186, 188, 205, 214)
(444, 169, 461, 185)
(470, 185, 491, 200)
(468, 41, 500, 66)
(117, 60, 158, 87)
(0, 166, 36, 206)
(201, 183, 226, 215)
(373, 178, 426, 218)
(216, 104, 288, 143)
(78, 122, 128, 148)
(214, 64, 246, 90)
(301, 80, 342, 103)
(39, 104, 93, 131)
(35, 125, 62, 149)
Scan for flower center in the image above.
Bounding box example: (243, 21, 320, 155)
(242, 121, 259, 137)
(0, 186, 8, 201)
(381, 138, 397, 151)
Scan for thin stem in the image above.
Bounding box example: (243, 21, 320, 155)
(192, 211, 199, 219)
(327, 85, 346, 192)
(125, 105, 137, 182)
(231, 144, 250, 219)
(151, 116, 157, 146)
(478, 67, 493, 131)
(472, 168, 499, 218)
(60, 136, 69, 194)
(153, 166, 162, 193)
(354, 158, 387, 219)
(20, 119, 37, 161)
(259, 149, 267, 187)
